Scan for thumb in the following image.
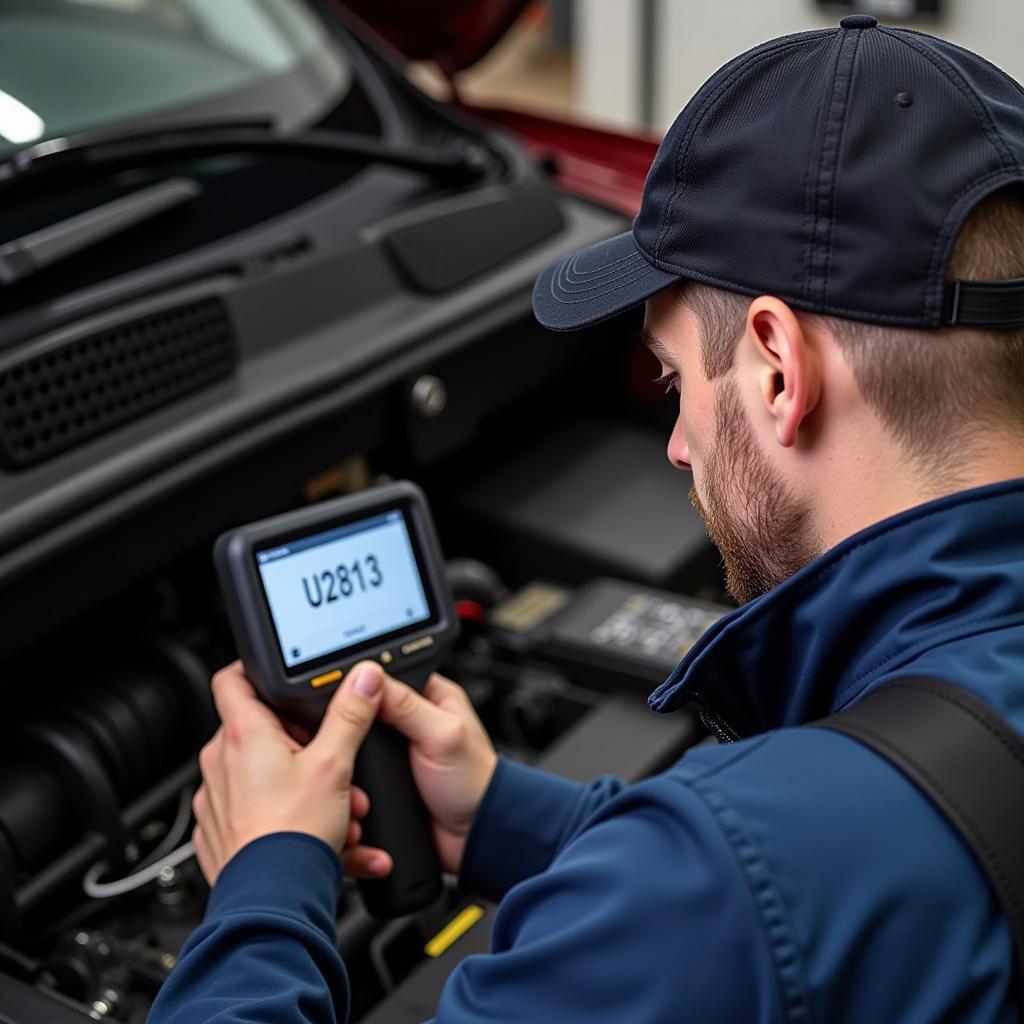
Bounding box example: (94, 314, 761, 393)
(308, 661, 383, 759)
(378, 674, 451, 746)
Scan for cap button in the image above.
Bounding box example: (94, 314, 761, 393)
(840, 14, 878, 28)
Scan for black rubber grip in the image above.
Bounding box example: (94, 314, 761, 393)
(353, 721, 442, 918)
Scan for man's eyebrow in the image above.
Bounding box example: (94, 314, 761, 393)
(641, 328, 674, 363)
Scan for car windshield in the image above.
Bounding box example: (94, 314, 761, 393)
(0, 0, 352, 155)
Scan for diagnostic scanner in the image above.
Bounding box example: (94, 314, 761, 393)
(214, 481, 456, 917)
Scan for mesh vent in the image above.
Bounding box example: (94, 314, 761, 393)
(0, 297, 236, 469)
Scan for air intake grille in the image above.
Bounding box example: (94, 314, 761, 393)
(0, 297, 236, 469)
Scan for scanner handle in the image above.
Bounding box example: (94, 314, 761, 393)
(352, 666, 442, 918)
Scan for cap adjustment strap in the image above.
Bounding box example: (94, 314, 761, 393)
(942, 278, 1024, 328)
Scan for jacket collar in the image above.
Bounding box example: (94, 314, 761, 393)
(648, 478, 1024, 736)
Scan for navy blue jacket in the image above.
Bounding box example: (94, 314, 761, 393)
(149, 480, 1024, 1023)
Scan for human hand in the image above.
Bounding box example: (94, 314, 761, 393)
(191, 661, 384, 885)
(341, 663, 497, 879)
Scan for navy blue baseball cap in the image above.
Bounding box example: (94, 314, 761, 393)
(533, 16, 1024, 332)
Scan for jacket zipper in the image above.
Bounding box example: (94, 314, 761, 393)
(697, 701, 742, 744)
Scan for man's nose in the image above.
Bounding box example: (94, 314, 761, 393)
(667, 418, 691, 470)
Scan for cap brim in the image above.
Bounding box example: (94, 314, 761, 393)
(532, 231, 681, 332)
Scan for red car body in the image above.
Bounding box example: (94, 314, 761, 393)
(339, 0, 660, 216)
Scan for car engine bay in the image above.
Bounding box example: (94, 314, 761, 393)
(0, 2, 730, 1019)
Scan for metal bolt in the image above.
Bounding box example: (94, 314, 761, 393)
(88, 987, 123, 1019)
(411, 375, 447, 419)
(156, 865, 178, 886)
(155, 863, 188, 906)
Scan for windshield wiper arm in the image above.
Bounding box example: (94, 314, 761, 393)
(0, 177, 201, 286)
(0, 120, 491, 190)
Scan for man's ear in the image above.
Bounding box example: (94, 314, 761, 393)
(743, 296, 821, 448)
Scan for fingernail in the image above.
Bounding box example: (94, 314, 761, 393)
(352, 663, 383, 698)
(368, 856, 389, 876)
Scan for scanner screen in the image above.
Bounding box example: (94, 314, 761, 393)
(256, 510, 431, 670)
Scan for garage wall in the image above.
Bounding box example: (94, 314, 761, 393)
(652, 2, 1024, 129)
(574, 1, 645, 129)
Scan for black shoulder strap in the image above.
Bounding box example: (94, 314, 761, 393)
(814, 676, 1024, 1011)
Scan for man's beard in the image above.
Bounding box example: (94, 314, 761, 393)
(690, 377, 821, 605)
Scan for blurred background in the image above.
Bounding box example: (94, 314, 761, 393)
(433, 0, 1023, 132)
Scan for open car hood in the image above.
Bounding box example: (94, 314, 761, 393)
(339, 0, 533, 74)
(336, 0, 660, 219)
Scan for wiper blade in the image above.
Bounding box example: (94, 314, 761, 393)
(0, 178, 201, 286)
(0, 120, 490, 190)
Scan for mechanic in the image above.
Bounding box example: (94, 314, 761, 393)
(150, 18, 1024, 1024)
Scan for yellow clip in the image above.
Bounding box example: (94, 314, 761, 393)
(424, 904, 485, 958)
(310, 669, 343, 689)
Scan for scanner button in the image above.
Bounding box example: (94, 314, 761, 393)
(401, 635, 435, 656)
(311, 669, 343, 688)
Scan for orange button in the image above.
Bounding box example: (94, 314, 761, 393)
(310, 669, 343, 689)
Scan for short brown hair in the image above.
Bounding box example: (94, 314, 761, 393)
(676, 188, 1024, 465)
